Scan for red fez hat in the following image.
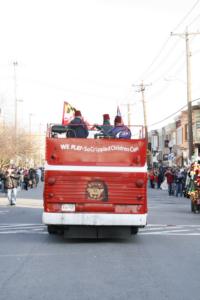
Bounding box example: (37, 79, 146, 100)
(103, 114, 110, 121)
(75, 110, 82, 117)
(114, 116, 122, 124)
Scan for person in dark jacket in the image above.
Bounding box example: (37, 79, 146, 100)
(175, 169, 184, 197)
(94, 114, 113, 136)
(3, 166, 20, 205)
(109, 116, 131, 139)
(67, 110, 89, 138)
(23, 169, 30, 190)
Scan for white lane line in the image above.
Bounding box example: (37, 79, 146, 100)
(140, 224, 200, 235)
(141, 229, 189, 235)
(0, 224, 44, 228)
(0, 223, 46, 234)
(0, 231, 48, 234)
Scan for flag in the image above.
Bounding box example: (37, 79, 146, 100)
(117, 105, 123, 123)
(62, 101, 75, 125)
(117, 105, 122, 117)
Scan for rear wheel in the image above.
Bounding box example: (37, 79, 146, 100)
(47, 225, 57, 234)
(47, 225, 64, 235)
(131, 227, 139, 235)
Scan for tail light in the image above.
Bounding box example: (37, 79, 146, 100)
(135, 179, 144, 188)
(48, 177, 56, 185)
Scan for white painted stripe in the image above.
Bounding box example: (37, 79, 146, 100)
(45, 163, 147, 173)
(42, 212, 147, 226)
(139, 232, 200, 236)
(0, 224, 44, 228)
(141, 229, 189, 235)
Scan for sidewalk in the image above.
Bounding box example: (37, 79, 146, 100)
(0, 196, 43, 208)
(0, 184, 43, 209)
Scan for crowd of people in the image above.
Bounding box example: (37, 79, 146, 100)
(148, 162, 200, 199)
(0, 165, 44, 206)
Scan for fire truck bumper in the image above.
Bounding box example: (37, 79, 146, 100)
(42, 212, 147, 226)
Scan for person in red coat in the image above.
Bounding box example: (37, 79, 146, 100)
(164, 168, 175, 195)
(148, 169, 155, 188)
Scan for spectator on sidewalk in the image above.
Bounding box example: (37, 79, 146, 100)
(164, 167, 175, 196)
(175, 169, 185, 197)
(23, 169, 30, 190)
(3, 166, 20, 206)
(148, 169, 155, 188)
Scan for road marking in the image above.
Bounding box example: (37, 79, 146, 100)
(0, 223, 200, 236)
(0, 223, 47, 234)
(140, 224, 200, 236)
(0, 210, 9, 215)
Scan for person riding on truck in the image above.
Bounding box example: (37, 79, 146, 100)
(67, 110, 89, 138)
(94, 113, 113, 136)
(109, 115, 131, 139)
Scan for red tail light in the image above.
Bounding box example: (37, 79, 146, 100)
(135, 179, 144, 188)
(48, 177, 56, 185)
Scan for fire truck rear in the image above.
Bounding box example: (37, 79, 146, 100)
(43, 124, 148, 238)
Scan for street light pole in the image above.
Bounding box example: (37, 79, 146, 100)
(13, 61, 18, 138)
(141, 81, 148, 140)
(185, 30, 193, 160)
(29, 113, 34, 136)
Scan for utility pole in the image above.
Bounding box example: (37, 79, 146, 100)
(133, 81, 151, 140)
(171, 29, 200, 161)
(121, 103, 134, 127)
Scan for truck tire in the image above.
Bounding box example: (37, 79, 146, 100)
(47, 225, 58, 234)
(131, 227, 139, 235)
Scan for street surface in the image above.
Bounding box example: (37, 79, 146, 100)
(0, 184, 200, 300)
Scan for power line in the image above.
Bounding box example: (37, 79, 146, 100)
(138, 0, 200, 81)
(173, 0, 200, 31)
(149, 97, 200, 127)
(187, 13, 200, 27)
(149, 50, 185, 85)
(147, 59, 186, 101)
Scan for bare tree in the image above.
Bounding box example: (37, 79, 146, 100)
(0, 123, 43, 168)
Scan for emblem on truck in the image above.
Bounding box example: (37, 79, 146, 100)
(86, 180, 108, 201)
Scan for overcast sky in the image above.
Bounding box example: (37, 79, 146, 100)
(0, 0, 200, 132)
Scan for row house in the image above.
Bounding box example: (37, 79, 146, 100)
(149, 104, 200, 167)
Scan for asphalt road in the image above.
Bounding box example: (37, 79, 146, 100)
(0, 184, 200, 300)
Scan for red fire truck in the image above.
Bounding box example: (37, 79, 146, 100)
(42, 124, 148, 238)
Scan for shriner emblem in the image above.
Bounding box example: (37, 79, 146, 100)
(86, 180, 108, 201)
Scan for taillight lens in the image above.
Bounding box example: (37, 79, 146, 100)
(48, 177, 56, 185)
(135, 179, 144, 188)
